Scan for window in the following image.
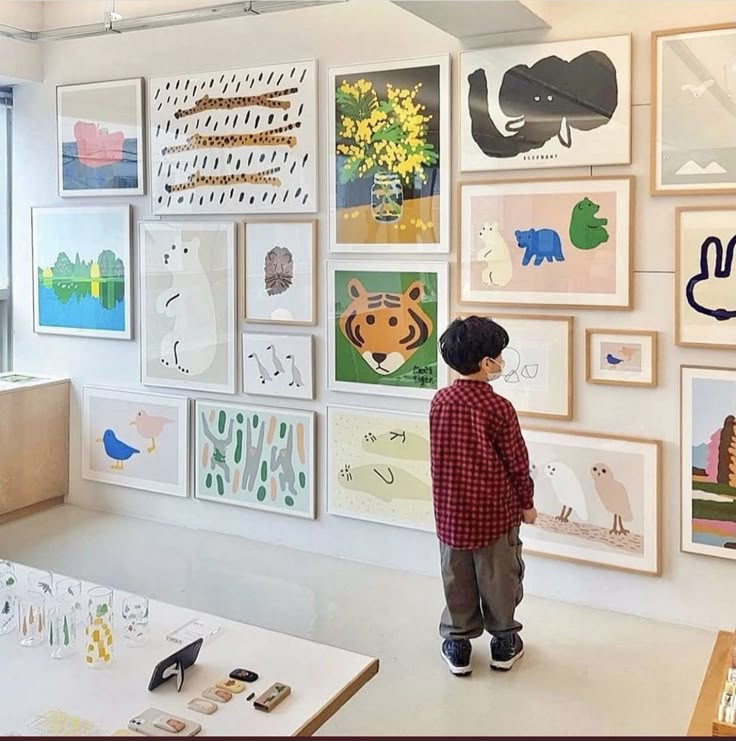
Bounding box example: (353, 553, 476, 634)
(0, 88, 11, 371)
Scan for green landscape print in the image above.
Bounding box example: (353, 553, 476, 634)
(34, 207, 129, 337)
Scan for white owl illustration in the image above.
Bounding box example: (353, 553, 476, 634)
(543, 462, 588, 523)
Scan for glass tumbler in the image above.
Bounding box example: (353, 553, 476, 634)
(122, 595, 149, 647)
(18, 593, 46, 647)
(49, 603, 77, 659)
(85, 586, 113, 668)
(55, 577, 82, 631)
(0, 560, 17, 635)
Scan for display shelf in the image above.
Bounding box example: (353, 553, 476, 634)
(689, 631, 736, 736)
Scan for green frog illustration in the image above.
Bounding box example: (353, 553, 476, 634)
(569, 197, 609, 250)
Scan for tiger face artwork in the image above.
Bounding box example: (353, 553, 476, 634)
(338, 278, 433, 376)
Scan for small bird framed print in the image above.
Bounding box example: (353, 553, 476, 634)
(585, 329, 658, 388)
(82, 386, 189, 498)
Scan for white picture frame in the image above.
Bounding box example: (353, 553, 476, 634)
(149, 60, 318, 215)
(82, 386, 189, 498)
(459, 35, 631, 172)
(242, 332, 314, 401)
(139, 221, 237, 394)
(57, 78, 145, 197)
(194, 400, 316, 519)
(328, 54, 451, 254)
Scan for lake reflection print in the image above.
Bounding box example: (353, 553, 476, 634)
(32, 206, 132, 339)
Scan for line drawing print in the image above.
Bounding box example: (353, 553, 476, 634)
(685, 234, 736, 321)
(500, 346, 539, 384)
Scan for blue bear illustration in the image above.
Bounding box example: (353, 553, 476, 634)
(514, 228, 565, 266)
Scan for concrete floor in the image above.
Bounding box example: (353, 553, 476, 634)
(0, 505, 715, 736)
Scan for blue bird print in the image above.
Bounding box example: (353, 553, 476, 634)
(605, 353, 624, 366)
(96, 429, 140, 470)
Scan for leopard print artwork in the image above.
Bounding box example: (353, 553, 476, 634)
(163, 124, 301, 155)
(174, 87, 298, 119)
(165, 168, 281, 193)
(264, 247, 294, 297)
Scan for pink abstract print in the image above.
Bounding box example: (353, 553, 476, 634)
(74, 121, 125, 168)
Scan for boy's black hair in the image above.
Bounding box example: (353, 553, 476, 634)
(439, 316, 509, 376)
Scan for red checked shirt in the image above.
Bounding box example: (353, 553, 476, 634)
(429, 379, 534, 549)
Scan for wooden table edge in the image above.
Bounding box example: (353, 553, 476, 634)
(293, 657, 380, 736)
(688, 630, 735, 736)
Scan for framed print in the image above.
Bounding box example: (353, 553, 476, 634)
(681, 366, 736, 562)
(652, 24, 736, 195)
(457, 313, 572, 420)
(243, 220, 316, 325)
(194, 400, 315, 519)
(327, 406, 433, 532)
(458, 176, 632, 309)
(32, 206, 132, 339)
(82, 386, 189, 498)
(242, 332, 314, 401)
(586, 329, 658, 387)
(524, 427, 661, 575)
(57, 78, 144, 197)
(328, 260, 448, 399)
(329, 54, 450, 253)
(149, 60, 317, 215)
(460, 35, 631, 172)
(140, 221, 237, 394)
(675, 206, 736, 349)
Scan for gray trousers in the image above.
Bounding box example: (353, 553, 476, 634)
(439, 526, 525, 641)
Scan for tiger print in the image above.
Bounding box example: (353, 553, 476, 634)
(338, 278, 432, 376)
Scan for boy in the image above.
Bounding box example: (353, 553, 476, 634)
(429, 315, 536, 676)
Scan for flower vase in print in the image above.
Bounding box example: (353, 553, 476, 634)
(85, 586, 113, 668)
(0, 561, 17, 635)
(334, 67, 442, 248)
(371, 171, 404, 223)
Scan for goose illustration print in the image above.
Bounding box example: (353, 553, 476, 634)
(460, 35, 631, 171)
(242, 333, 313, 400)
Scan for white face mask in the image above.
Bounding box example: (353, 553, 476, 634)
(487, 357, 505, 382)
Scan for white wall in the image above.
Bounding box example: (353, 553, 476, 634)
(10, 0, 736, 631)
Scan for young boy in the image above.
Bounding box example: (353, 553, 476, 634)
(430, 315, 536, 676)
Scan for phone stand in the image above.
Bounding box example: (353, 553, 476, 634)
(161, 660, 185, 692)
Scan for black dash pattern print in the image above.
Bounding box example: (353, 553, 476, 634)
(151, 61, 316, 215)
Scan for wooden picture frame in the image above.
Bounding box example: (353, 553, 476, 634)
(681, 365, 736, 562)
(456, 312, 573, 420)
(675, 206, 736, 349)
(523, 426, 662, 576)
(456, 176, 633, 309)
(241, 220, 317, 326)
(585, 329, 658, 388)
(651, 23, 736, 196)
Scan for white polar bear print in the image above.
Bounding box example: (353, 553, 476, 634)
(478, 221, 513, 287)
(543, 461, 589, 523)
(155, 236, 217, 377)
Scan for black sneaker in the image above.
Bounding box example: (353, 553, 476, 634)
(441, 639, 472, 675)
(490, 634, 524, 671)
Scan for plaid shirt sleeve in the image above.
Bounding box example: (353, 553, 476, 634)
(494, 408, 534, 511)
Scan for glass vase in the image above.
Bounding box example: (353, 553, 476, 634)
(370, 170, 404, 224)
(0, 561, 17, 635)
(49, 604, 77, 659)
(85, 586, 113, 668)
(122, 595, 149, 647)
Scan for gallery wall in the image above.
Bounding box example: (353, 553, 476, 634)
(10, 0, 736, 630)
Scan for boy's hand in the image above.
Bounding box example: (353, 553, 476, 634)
(521, 507, 538, 525)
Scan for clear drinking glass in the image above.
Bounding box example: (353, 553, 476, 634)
(18, 593, 46, 647)
(122, 595, 149, 647)
(0, 560, 17, 635)
(27, 569, 53, 597)
(48, 603, 77, 659)
(85, 586, 113, 668)
(55, 577, 82, 630)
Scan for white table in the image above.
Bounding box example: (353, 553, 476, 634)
(0, 565, 378, 736)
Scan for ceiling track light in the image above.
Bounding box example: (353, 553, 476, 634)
(1, 1, 345, 43)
